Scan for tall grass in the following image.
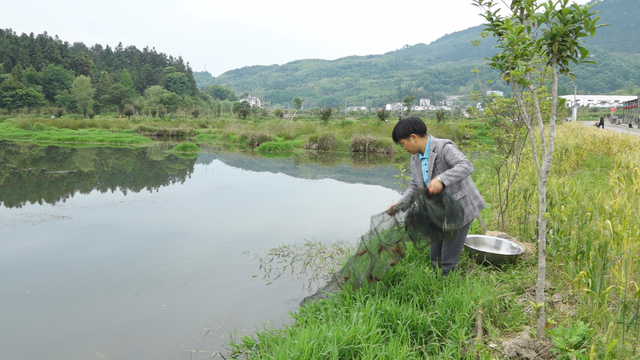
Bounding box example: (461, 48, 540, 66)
(230, 122, 640, 358)
(0, 121, 152, 145)
(1, 115, 490, 154)
(484, 122, 640, 357)
(230, 246, 521, 359)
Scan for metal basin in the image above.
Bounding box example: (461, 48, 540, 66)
(464, 235, 525, 266)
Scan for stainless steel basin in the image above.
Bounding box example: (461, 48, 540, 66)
(464, 235, 525, 265)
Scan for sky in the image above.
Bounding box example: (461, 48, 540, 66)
(2, 0, 592, 77)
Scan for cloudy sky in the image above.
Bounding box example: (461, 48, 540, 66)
(2, 0, 591, 77)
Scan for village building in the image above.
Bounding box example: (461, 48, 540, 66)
(621, 97, 639, 127)
(239, 94, 261, 107)
(385, 102, 406, 111)
(486, 90, 504, 97)
(419, 98, 431, 106)
(560, 94, 637, 108)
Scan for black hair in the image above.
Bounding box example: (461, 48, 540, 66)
(391, 116, 427, 143)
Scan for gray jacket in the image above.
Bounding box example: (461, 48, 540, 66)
(398, 135, 486, 226)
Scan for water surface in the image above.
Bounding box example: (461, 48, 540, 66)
(0, 143, 401, 359)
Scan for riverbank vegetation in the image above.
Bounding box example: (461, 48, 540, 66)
(0, 112, 487, 155)
(226, 122, 640, 359)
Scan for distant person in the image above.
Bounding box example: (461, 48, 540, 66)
(598, 117, 605, 129)
(388, 117, 486, 276)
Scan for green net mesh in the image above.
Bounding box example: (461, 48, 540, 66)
(301, 188, 464, 306)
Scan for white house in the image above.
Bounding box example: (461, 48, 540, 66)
(385, 102, 406, 111)
(239, 94, 261, 107)
(412, 105, 435, 111)
(419, 98, 431, 106)
(560, 95, 638, 108)
(347, 106, 367, 112)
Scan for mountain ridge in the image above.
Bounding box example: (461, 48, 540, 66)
(196, 0, 639, 108)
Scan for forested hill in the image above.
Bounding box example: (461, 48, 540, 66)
(0, 29, 199, 112)
(198, 24, 503, 109)
(198, 0, 640, 108)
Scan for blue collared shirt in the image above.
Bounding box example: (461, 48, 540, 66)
(418, 137, 431, 187)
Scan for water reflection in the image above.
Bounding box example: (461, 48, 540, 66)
(0, 141, 401, 360)
(0, 141, 402, 209)
(0, 141, 196, 208)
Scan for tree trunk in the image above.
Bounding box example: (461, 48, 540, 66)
(534, 58, 559, 339)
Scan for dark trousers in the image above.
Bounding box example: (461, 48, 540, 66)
(430, 221, 471, 276)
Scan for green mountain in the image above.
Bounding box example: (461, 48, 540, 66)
(196, 0, 640, 108)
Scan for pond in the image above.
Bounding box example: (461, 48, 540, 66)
(0, 142, 402, 360)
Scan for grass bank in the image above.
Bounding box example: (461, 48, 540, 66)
(0, 114, 488, 154)
(226, 122, 640, 359)
(0, 119, 153, 146)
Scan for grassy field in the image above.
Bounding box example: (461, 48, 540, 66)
(0, 113, 488, 155)
(224, 122, 640, 359)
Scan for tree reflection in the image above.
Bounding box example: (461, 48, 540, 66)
(0, 141, 196, 208)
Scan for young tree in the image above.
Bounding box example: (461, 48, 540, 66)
(123, 105, 135, 120)
(71, 75, 94, 116)
(234, 100, 251, 119)
(376, 108, 391, 122)
(402, 96, 415, 115)
(293, 97, 304, 110)
(119, 69, 137, 98)
(474, 0, 603, 338)
(480, 94, 533, 231)
(319, 107, 333, 123)
(102, 84, 133, 115)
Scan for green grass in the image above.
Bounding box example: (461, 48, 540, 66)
(0, 114, 494, 152)
(225, 122, 640, 359)
(0, 121, 153, 146)
(172, 142, 200, 153)
(256, 140, 303, 153)
(230, 245, 537, 359)
(475, 122, 640, 358)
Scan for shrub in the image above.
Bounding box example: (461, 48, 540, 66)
(273, 109, 284, 119)
(123, 106, 135, 119)
(247, 132, 273, 147)
(133, 125, 195, 137)
(349, 134, 396, 154)
(304, 134, 337, 151)
(65, 114, 83, 120)
(173, 142, 200, 153)
(319, 107, 333, 122)
(376, 108, 391, 121)
(192, 108, 201, 118)
(33, 122, 47, 131)
(257, 140, 302, 153)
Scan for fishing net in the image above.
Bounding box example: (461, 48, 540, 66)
(301, 188, 464, 306)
